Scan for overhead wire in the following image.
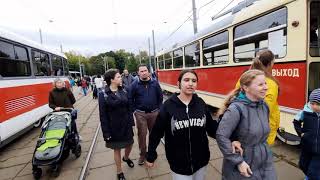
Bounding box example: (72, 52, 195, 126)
(157, 0, 220, 48)
(211, 0, 236, 20)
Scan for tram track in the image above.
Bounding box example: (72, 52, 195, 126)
(0, 93, 88, 153)
(0, 91, 100, 180)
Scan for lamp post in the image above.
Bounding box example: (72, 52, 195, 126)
(39, 20, 63, 53)
(103, 56, 109, 73)
(79, 59, 82, 78)
(39, 28, 43, 44)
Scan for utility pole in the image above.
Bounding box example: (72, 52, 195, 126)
(103, 57, 107, 73)
(60, 44, 63, 53)
(192, 0, 198, 34)
(79, 59, 82, 78)
(103, 56, 109, 73)
(152, 30, 156, 70)
(148, 38, 152, 70)
(39, 28, 43, 44)
(106, 58, 109, 70)
(138, 49, 142, 64)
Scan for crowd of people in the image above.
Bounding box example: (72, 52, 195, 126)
(48, 50, 320, 180)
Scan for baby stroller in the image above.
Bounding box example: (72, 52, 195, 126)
(32, 108, 81, 179)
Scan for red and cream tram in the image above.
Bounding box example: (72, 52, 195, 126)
(156, 0, 320, 145)
(0, 28, 70, 147)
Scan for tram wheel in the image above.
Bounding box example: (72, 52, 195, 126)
(32, 167, 42, 180)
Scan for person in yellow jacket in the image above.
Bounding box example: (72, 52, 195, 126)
(236, 50, 280, 145)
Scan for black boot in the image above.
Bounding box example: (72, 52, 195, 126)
(117, 172, 126, 180)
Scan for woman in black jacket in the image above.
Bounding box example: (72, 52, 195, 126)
(98, 69, 134, 180)
(145, 70, 242, 180)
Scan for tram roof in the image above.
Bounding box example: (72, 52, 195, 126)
(0, 27, 66, 59)
(157, 0, 295, 56)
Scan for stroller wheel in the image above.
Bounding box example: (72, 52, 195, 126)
(51, 165, 61, 177)
(32, 167, 42, 180)
(62, 148, 70, 161)
(74, 144, 82, 158)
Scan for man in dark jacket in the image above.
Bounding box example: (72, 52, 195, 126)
(128, 64, 163, 165)
(122, 69, 134, 90)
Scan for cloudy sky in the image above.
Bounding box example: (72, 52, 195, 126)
(0, 0, 242, 56)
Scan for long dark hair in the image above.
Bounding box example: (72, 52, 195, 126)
(250, 50, 279, 85)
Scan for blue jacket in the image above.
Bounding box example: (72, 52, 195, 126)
(293, 103, 320, 175)
(128, 78, 163, 113)
(293, 103, 320, 154)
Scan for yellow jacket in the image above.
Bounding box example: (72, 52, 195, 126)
(236, 78, 280, 145)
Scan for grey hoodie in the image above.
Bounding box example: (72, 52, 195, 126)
(216, 93, 277, 180)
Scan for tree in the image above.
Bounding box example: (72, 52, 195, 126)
(65, 49, 146, 76)
(65, 51, 90, 74)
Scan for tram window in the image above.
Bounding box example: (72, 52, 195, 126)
(0, 41, 31, 77)
(234, 8, 287, 62)
(41, 53, 51, 75)
(203, 31, 229, 66)
(308, 62, 320, 97)
(204, 53, 212, 65)
(63, 58, 69, 76)
(185, 42, 200, 67)
(0, 41, 15, 59)
(157, 55, 164, 70)
(173, 48, 183, 68)
(234, 43, 255, 62)
(14, 46, 28, 61)
(158, 60, 165, 69)
(164, 52, 172, 69)
(52, 55, 64, 76)
(310, 1, 320, 57)
(32, 50, 51, 76)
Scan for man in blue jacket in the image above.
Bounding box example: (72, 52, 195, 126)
(129, 64, 163, 165)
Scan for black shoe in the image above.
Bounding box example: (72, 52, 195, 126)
(117, 172, 126, 180)
(122, 157, 134, 168)
(138, 158, 145, 166)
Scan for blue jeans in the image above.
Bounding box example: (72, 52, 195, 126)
(306, 155, 320, 180)
(82, 87, 87, 96)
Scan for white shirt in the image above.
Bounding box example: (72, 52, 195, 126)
(95, 77, 104, 89)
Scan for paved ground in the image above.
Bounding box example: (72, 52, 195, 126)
(0, 88, 98, 180)
(0, 88, 306, 180)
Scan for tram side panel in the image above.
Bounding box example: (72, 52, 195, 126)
(157, 61, 306, 139)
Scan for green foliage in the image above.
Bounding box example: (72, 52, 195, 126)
(65, 49, 148, 75)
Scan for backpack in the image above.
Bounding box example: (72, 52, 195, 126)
(218, 103, 244, 140)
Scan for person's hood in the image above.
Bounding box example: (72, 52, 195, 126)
(303, 102, 314, 113)
(232, 91, 264, 107)
(169, 92, 200, 107)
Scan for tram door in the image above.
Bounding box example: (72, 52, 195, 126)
(308, 1, 320, 99)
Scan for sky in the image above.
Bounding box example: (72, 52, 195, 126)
(0, 0, 243, 56)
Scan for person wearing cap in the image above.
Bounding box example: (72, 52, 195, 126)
(293, 88, 320, 180)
